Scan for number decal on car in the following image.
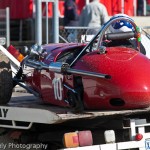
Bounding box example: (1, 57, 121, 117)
(52, 77, 63, 100)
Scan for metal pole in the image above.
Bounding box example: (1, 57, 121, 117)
(85, 0, 89, 5)
(6, 7, 10, 47)
(144, 0, 147, 16)
(133, 0, 137, 16)
(46, 2, 49, 44)
(35, 0, 42, 45)
(53, 0, 59, 43)
(19, 20, 23, 42)
(121, 0, 124, 14)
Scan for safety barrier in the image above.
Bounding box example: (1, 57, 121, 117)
(59, 26, 150, 43)
(59, 26, 100, 43)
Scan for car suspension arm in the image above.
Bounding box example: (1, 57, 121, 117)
(25, 60, 111, 79)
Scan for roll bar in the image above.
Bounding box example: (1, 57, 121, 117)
(70, 16, 141, 67)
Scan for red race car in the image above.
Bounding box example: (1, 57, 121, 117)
(1, 15, 150, 112)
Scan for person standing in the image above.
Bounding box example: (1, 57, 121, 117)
(79, 0, 109, 34)
(137, 0, 144, 16)
(64, 0, 79, 26)
(64, 0, 79, 42)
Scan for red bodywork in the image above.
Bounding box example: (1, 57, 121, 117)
(24, 43, 150, 110)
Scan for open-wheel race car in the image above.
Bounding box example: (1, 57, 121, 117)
(1, 15, 150, 112)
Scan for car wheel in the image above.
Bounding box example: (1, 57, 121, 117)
(67, 90, 84, 113)
(0, 51, 13, 104)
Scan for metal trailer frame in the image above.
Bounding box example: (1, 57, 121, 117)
(61, 119, 150, 150)
(0, 93, 150, 150)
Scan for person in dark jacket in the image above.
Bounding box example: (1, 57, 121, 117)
(137, 0, 144, 16)
(64, 0, 79, 26)
(64, 0, 79, 42)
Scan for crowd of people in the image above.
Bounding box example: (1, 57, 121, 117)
(63, 0, 150, 42)
(64, 0, 108, 29)
(64, 0, 150, 25)
(64, 0, 108, 41)
(63, 0, 149, 27)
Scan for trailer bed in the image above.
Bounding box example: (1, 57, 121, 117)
(0, 92, 150, 129)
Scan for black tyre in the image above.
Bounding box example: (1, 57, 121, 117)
(67, 90, 84, 113)
(0, 51, 13, 104)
